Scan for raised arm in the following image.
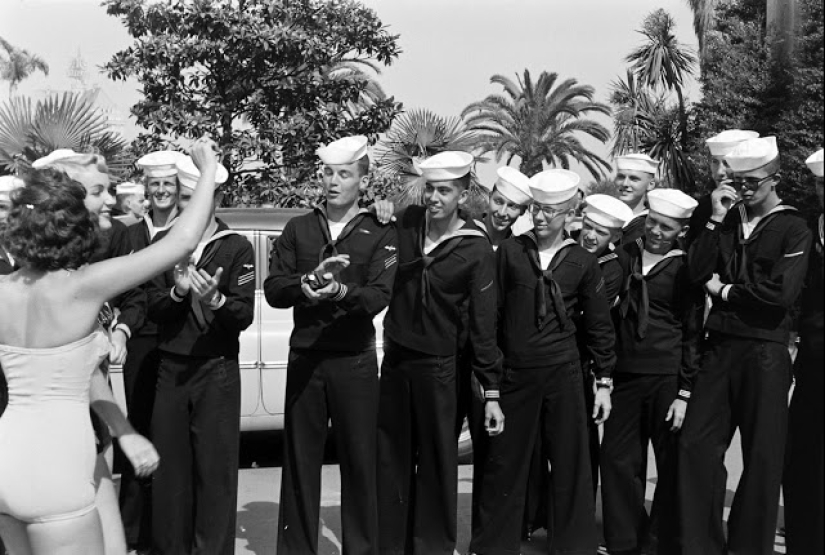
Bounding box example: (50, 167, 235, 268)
(77, 137, 219, 304)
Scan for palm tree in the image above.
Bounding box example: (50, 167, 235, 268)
(326, 58, 388, 117)
(608, 71, 696, 190)
(0, 92, 126, 173)
(626, 9, 697, 149)
(685, 0, 720, 60)
(460, 70, 612, 179)
(608, 69, 665, 157)
(0, 37, 49, 96)
(374, 108, 487, 213)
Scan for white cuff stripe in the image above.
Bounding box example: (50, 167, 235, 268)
(484, 390, 500, 399)
(170, 287, 185, 302)
(784, 251, 804, 258)
(114, 324, 132, 339)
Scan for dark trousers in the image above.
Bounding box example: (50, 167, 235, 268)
(455, 348, 488, 533)
(783, 345, 824, 555)
(601, 374, 677, 553)
(470, 361, 596, 555)
(523, 366, 600, 538)
(277, 349, 379, 555)
(119, 334, 160, 549)
(151, 353, 241, 555)
(377, 341, 458, 555)
(676, 335, 792, 555)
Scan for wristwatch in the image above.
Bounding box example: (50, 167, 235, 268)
(595, 377, 614, 391)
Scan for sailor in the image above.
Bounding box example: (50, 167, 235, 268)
(147, 155, 255, 555)
(677, 137, 812, 555)
(576, 193, 634, 496)
(377, 151, 504, 555)
(685, 129, 760, 246)
(614, 153, 659, 245)
(469, 169, 615, 555)
(474, 166, 533, 249)
(783, 148, 824, 555)
(265, 136, 397, 555)
(114, 181, 148, 226)
(118, 149, 183, 553)
(601, 188, 704, 555)
(456, 165, 532, 532)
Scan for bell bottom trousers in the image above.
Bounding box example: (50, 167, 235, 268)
(675, 335, 791, 555)
(151, 353, 240, 555)
(377, 341, 459, 555)
(783, 345, 824, 555)
(470, 361, 596, 555)
(277, 348, 379, 555)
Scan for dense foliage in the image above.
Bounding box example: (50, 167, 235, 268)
(688, 0, 823, 212)
(103, 0, 403, 206)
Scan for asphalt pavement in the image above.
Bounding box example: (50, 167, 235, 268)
(222, 430, 787, 555)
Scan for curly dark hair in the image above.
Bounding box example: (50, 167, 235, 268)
(1, 168, 100, 271)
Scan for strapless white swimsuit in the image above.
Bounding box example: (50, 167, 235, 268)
(0, 330, 109, 523)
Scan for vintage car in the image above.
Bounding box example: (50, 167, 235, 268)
(109, 208, 474, 457)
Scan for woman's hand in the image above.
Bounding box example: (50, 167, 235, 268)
(189, 135, 219, 175)
(119, 433, 160, 478)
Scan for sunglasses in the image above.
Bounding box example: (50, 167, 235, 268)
(731, 174, 777, 191)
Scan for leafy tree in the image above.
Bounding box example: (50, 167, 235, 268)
(626, 9, 697, 150)
(0, 92, 126, 174)
(374, 108, 487, 214)
(0, 37, 49, 96)
(688, 0, 822, 213)
(461, 70, 612, 179)
(103, 0, 402, 205)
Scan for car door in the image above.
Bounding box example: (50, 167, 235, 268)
(237, 229, 261, 417)
(259, 232, 292, 418)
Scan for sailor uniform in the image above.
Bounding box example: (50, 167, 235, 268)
(470, 232, 615, 555)
(378, 205, 501, 555)
(147, 219, 254, 555)
(264, 206, 397, 555)
(117, 210, 178, 550)
(620, 210, 648, 246)
(677, 202, 812, 555)
(601, 238, 704, 553)
(784, 205, 824, 554)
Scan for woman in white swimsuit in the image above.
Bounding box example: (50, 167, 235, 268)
(0, 137, 220, 555)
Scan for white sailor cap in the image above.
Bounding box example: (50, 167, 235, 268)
(705, 129, 760, 157)
(176, 156, 229, 190)
(615, 153, 658, 175)
(136, 150, 183, 178)
(725, 136, 779, 173)
(647, 188, 698, 220)
(316, 135, 369, 166)
(418, 151, 474, 182)
(115, 181, 146, 196)
(529, 169, 580, 205)
(31, 149, 82, 169)
(582, 194, 634, 229)
(0, 175, 24, 195)
(494, 166, 532, 205)
(805, 148, 824, 178)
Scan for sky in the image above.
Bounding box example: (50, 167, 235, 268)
(0, 0, 700, 184)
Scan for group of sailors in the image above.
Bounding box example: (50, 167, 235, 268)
(0, 126, 822, 555)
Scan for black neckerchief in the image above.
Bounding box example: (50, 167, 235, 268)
(620, 237, 685, 339)
(523, 231, 577, 331)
